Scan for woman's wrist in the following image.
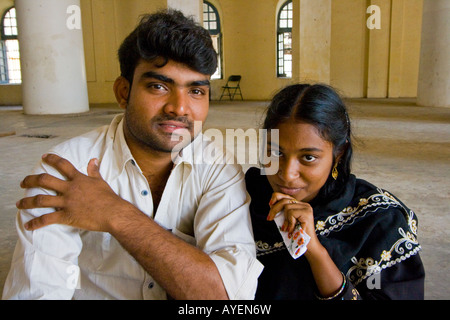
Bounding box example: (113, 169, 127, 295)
(315, 272, 346, 300)
(304, 237, 326, 260)
(305, 241, 345, 298)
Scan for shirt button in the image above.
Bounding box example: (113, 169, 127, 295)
(148, 282, 154, 289)
(141, 190, 149, 196)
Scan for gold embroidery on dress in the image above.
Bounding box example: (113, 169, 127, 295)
(255, 240, 285, 256)
(351, 288, 360, 300)
(315, 188, 400, 236)
(315, 188, 421, 286)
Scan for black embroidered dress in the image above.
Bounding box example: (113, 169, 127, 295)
(245, 167, 425, 300)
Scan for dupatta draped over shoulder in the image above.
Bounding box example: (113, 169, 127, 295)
(245, 167, 425, 300)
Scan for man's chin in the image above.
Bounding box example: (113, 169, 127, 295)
(159, 136, 193, 154)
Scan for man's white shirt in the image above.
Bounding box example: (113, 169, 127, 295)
(3, 115, 263, 300)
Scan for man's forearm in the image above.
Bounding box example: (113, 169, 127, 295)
(17, 154, 229, 299)
(108, 202, 229, 300)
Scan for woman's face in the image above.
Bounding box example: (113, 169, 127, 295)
(266, 120, 335, 203)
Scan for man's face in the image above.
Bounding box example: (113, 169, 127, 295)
(122, 59, 210, 154)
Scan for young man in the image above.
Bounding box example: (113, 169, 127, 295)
(3, 10, 263, 300)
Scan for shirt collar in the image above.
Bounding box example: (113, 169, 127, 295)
(171, 132, 204, 168)
(111, 115, 135, 173)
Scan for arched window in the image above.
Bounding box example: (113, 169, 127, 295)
(277, 1, 292, 78)
(203, 1, 222, 79)
(1, 7, 21, 84)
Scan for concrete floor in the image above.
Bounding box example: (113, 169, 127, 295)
(0, 99, 449, 299)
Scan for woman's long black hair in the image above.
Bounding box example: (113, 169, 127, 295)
(263, 83, 353, 202)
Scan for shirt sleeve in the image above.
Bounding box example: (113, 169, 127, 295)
(2, 157, 82, 300)
(193, 163, 264, 300)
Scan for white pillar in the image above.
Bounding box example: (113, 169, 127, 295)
(417, 0, 450, 108)
(16, 0, 89, 114)
(167, 0, 202, 22)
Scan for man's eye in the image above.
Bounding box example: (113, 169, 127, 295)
(147, 83, 166, 91)
(191, 88, 205, 95)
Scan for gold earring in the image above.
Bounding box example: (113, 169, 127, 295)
(332, 163, 338, 180)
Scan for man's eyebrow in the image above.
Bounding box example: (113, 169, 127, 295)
(140, 71, 210, 87)
(190, 79, 211, 87)
(141, 71, 174, 84)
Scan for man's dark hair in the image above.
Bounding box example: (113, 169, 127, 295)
(118, 9, 218, 85)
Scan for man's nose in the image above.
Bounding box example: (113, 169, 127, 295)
(164, 89, 189, 116)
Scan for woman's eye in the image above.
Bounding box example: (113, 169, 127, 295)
(270, 150, 282, 157)
(303, 155, 317, 162)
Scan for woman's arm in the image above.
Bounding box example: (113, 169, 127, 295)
(267, 192, 345, 298)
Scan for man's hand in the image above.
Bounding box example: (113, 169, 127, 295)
(17, 153, 229, 299)
(16, 153, 128, 232)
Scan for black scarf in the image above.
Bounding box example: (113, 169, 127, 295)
(245, 167, 423, 300)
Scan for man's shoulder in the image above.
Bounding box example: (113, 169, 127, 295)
(48, 124, 111, 170)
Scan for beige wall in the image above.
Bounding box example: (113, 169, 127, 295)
(330, 0, 423, 98)
(297, 0, 332, 84)
(210, 0, 288, 101)
(81, 0, 167, 104)
(0, 0, 424, 105)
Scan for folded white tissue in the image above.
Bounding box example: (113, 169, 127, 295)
(273, 211, 311, 259)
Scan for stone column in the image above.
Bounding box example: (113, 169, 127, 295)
(417, 0, 450, 108)
(15, 0, 89, 114)
(366, 0, 391, 98)
(297, 0, 331, 84)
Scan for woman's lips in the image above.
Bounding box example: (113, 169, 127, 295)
(277, 185, 304, 196)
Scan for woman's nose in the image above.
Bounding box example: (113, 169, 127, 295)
(278, 158, 300, 182)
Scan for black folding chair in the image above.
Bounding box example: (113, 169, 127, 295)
(220, 75, 243, 101)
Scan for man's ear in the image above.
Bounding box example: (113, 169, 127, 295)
(113, 76, 130, 109)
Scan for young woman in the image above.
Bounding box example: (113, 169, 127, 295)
(246, 84, 425, 300)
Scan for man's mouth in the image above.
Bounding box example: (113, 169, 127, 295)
(156, 119, 192, 134)
(159, 121, 188, 132)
